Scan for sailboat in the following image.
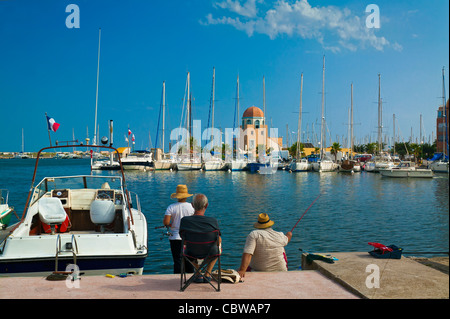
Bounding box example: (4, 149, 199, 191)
(290, 73, 311, 172)
(312, 56, 337, 172)
(339, 83, 360, 173)
(90, 29, 119, 171)
(203, 67, 227, 171)
(153, 81, 175, 170)
(228, 75, 248, 171)
(364, 74, 394, 172)
(176, 72, 202, 171)
(17, 128, 30, 159)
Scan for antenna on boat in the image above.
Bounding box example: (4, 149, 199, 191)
(93, 28, 101, 146)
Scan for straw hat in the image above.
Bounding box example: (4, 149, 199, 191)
(254, 213, 274, 229)
(170, 184, 193, 199)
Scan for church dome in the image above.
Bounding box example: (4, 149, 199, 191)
(243, 106, 264, 118)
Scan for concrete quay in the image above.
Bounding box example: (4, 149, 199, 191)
(301, 252, 449, 299)
(0, 252, 447, 300)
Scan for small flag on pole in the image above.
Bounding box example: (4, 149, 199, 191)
(46, 115, 60, 132)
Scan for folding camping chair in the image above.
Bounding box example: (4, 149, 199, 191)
(180, 229, 221, 292)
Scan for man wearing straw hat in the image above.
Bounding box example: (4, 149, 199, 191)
(163, 184, 195, 274)
(237, 213, 292, 280)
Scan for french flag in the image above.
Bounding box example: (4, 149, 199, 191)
(46, 115, 60, 132)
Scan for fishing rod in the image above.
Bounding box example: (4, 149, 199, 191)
(290, 193, 321, 233)
(155, 225, 172, 240)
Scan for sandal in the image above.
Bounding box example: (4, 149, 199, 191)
(194, 275, 204, 283)
(203, 275, 212, 283)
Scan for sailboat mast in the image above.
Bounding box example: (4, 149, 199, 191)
(263, 76, 266, 121)
(296, 73, 303, 160)
(93, 28, 101, 146)
(442, 67, 447, 158)
(212, 67, 215, 143)
(320, 56, 325, 159)
(350, 83, 354, 160)
(162, 81, 165, 153)
(377, 73, 382, 153)
(237, 75, 240, 128)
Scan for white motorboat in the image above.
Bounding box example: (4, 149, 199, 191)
(91, 159, 120, 170)
(176, 157, 202, 171)
(257, 161, 278, 174)
(0, 144, 148, 277)
(153, 159, 175, 170)
(312, 157, 338, 172)
(0, 190, 14, 230)
(228, 159, 247, 171)
(203, 158, 227, 171)
(121, 151, 153, 171)
(429, 159, 449, 173)
(380, 161, 434, 178)
(289, 158, 312, 172)
(364, 155, 395, 172)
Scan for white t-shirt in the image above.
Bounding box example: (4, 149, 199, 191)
(165, 201, 194, 240)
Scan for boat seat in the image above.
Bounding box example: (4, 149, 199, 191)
(90, 199, 116, 233)
(38, 197, 68, 234)
(38, 197, 67, 225)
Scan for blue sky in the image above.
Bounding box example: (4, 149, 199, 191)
(0, 0, 448, 152)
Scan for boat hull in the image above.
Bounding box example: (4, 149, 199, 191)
(0, 208, 13, 228)
(176, 162, 202, 171)
(430, 161, 449, 173)
(229, 161, 247, 171)
(203, 161, 227, 171)
(312, 161, 337, 172)
(0, 254, 146, 277)
(380, 169, 434, 178)
(289, 162, 311, 172)
(153, 161, 174, 170)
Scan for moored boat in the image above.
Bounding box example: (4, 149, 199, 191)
(121, 150, 153, 171)
(289, 158, 311, 172)
(0, 190, 14, 230)
(0, 144, 148, 277)
(380, 161, 434, 178)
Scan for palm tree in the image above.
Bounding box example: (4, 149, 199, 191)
(330, 142, 341, 162)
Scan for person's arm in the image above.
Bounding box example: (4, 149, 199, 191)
(163, 215, 171, 227)
(285, 231, 292, 243)
(237, 253, 252, 280)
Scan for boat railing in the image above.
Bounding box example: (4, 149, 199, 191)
(128, 191, 141, 213)
(0, 189, 9, 205)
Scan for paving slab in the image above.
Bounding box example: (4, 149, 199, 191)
(301, 252, 449, 299)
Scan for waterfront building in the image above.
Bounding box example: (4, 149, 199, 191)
(240, 106, 283, 158)
(436, 99, 449, 153)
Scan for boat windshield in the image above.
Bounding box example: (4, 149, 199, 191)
(31, 175, 123, 206)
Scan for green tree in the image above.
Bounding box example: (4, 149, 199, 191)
(289, 142, 305, 158)
(330, 142, 341, 162)
(365, 142, 377, 155)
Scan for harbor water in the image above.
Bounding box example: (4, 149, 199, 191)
(1, 158, 448, 274)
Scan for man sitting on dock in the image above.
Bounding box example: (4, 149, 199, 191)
(179, 194, 221, 283)
(238, 213, 292, 280)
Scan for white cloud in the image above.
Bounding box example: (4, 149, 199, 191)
(202, 0, 402, 52)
